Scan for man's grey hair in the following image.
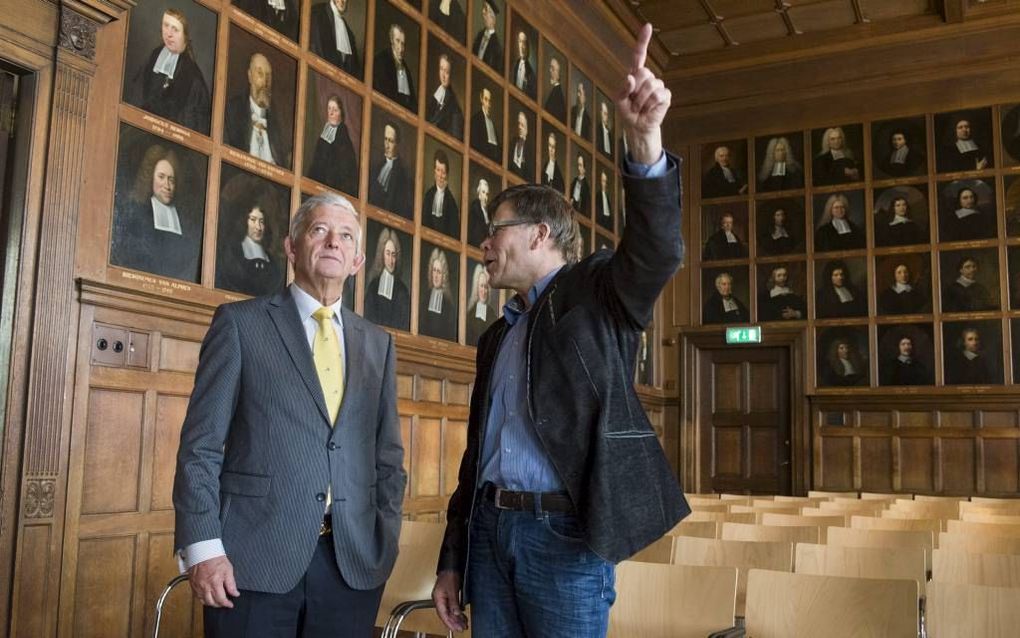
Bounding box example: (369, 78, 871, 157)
(290, 192, 363, 253)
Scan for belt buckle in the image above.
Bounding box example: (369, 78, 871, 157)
(494, 487, 517, 510)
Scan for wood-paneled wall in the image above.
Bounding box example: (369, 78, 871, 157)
(664, 11, 1020, 498)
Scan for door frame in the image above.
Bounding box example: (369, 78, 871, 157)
(678, 325, 809, 495)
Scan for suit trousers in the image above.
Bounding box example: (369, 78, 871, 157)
(203, 535, 384, 638)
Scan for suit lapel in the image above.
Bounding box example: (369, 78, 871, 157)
(337, 308, 365, 426)
(268, 290, 332, 426)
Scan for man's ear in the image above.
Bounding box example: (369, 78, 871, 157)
(351, 252, 367, 273)
(284, 236, 297, 265)
(530, 222, 552, 250)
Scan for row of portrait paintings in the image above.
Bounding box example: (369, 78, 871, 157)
(814, 320, 1020, 388)
(109, 124, 618, 344)
(700, 107, 1020, 199)
(702, 248, 1020, 324)
(122, 1, 618, 164)
(700, 177, 1020, 261)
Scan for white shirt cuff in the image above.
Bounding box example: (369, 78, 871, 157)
(177, 538, 226, 573)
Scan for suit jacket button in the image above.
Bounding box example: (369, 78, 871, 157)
(328, 442, 337, 450)
(315, 492, 326, 502)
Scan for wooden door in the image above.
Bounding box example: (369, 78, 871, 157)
(698, 347, 791, 495)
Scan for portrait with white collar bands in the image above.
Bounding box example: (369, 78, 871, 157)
(812, 123, 864, 187)
(310, 0, 366, 80)
(110, 124, 207, 283)
(755, 132, 804, 193)
(122, 0, 215, 135)
(871, 116, 927, 180)
(701, 139, 748, 199)
(876, 253, 931, 316)
(756, 197, 804, 256)
(944, 320, 1003, 385)
(372, 1, 420, 114)
(215, 164, 289, 298)
(701, 266, 750, 325)
(418, 242, 460, 343)
(813, 190, 865, 253)
(817, 326, 869, 388)
(222, 27, 296, 170)
(302, 69, 362, 197)
(939, 248, 1000, 314)
(702, 202, 748, 261)
(878, 324, 935, 387)
(757, 262, 807, 323)
(937, 179, 996, 242)
(874, 184, 929, 248)
(936, 107, 995, 174)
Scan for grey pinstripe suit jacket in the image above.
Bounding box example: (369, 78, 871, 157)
(173, 287, 406, 593)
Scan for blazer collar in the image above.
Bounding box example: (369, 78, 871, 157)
(267, 288, 332, 427)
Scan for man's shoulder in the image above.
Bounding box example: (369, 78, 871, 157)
(348, 309, 394, 344)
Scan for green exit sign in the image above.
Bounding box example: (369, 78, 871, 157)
(725, 326, 762, 344)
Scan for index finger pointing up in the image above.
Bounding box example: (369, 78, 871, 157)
(632, 23, 653, 72)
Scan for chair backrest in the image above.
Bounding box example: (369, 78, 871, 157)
(667, 520, 719, 539)
(772, 495, 828, 505)
(859, 492, 901, 502)
(888, 500, 960, 520)
(962, 512, 1020, 525)
(744, 569, 919, 637)
(608, 562, 737, 638)
(376, 520, 452, 634)
(914, 495, 968, 503)
(689, 502, 731, 513)
(926, 581, 1020, 638)
(932, 548, 1020, 588)
(852, 514, 943, 544)
(718, 494, 752, 504)
(807, 490, 858, 499)
(826, 526, 934, 572)
(971, 496, 1020, 505)
(760, 513, 846, 543)
(795, 542, 926, 596)
(799, 507, 851, 526)
(938, 531, 1020, 555)
(947, 520, 1020, 538)
(721, 522, 820, 545)
(630, 534, 674, 564)
(818, 499, 887, 514)
(961, 500, 1020, 515)
(672, 536, 793, 616)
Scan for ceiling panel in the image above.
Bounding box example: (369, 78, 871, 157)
(787, 0, 859, 32)
(658, 23, 727, 55)
(633, 0, 710, 29)
(724, 12, 791, 45)
(704, 0, 781, 19)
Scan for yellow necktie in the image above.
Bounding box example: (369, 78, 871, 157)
(312, 307, 344, 424)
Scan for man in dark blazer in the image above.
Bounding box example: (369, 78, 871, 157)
(702, 145, 747, 198)
(368, 123, 413, 219)
(472, 0, 502, 72)
(425, 53, 464, 139)
(373, 23, 416, 111)
(174, 192, 406, 637)
(310, 0, 362, 79)
(422, 150, 460, 238)
(431, 25, 689, 636)
(470, 87, 501, 163)
(224, 52, 291, 169)
(467, 178, 492, 247)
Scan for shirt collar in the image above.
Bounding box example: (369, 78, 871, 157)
(291, 283, 345, 328)
(503, 265, 564, 325)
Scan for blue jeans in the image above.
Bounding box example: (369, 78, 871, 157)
(466, 497, 616, 637)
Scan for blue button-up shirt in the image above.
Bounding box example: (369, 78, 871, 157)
(478, 151, 668, 492)
(478, 267, 563, 491)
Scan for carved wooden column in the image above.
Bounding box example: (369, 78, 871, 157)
(8, 1, 131, 635)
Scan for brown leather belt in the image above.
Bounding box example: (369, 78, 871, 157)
(319, 514, 332, 536)
(481, 482, 574, 513)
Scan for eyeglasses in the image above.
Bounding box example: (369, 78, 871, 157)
(486, 218, 533, 238)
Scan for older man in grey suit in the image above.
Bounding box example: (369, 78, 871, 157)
(173, 192, 406, 637)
